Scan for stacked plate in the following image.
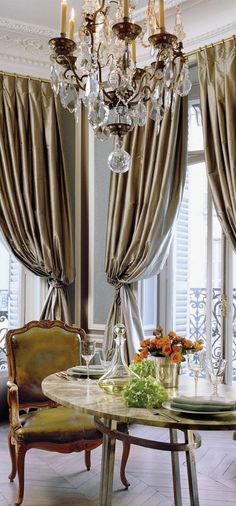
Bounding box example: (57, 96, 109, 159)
(162, 396, 236, 415)
(67, 365, 106, 378)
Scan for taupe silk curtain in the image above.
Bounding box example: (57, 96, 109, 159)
(0, 75, 74, 321)
(105, 96, 188, 360)
(198, 39, 236, 251)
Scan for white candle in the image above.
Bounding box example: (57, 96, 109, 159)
(131, 40, 136, 62)
(158, 0, 165, 30)
(60, 0, 67, 35)
(69, 8, 75, 40)
(124, 0, 129, 18)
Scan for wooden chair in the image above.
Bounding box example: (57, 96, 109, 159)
(6, 320, 130, 506)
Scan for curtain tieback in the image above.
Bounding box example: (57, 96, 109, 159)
(107, 279, 123, 292)
(48, 277, 65, 289)
(107, 279, 124, 305)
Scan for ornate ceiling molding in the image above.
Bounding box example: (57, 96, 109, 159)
(0, 16, 56, 37)
(0, 51, 49, 69)
(184, 21, 236, 50)
(0, 3, 235, 77)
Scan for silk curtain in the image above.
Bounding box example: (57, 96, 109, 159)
(0, 75, 74, 322)
(105, 96, 188, 360)
(198, 39, 236, 251)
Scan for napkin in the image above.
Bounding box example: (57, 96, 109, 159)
(170, 396, 236, 412)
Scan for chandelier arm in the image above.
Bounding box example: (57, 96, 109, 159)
(62, 57, 86, 91)
(70, 69, 86, 91)
(139, 85, 152, 103)
(102, 89, 113, 105)
(93, 0, 106, 23)
(97, 57, 103, 87)
(131, 70, 149, 102)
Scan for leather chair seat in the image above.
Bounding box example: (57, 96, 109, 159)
(16, 406, 128, 444)
(16, 407, 101, 443)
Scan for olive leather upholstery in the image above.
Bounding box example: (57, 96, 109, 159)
(6, 320, 130, 506)
(16, 408, 102, 443)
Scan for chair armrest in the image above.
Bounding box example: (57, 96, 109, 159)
(7, 383, 21, 430)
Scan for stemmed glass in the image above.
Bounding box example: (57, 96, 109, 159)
(81, 341, 96, 383)
(187, 349, 206, 396)
(97, 348, 115, 370)
(206, 356, 227, 396)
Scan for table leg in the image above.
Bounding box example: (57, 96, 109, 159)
(170, 429, 182, 506)
(184, 430, 200, 506)
(99, 417, 117, 506)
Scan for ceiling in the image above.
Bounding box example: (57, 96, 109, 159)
(0, 0, 235, 78)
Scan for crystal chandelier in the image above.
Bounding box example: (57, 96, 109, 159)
(49, 0, 191, 173)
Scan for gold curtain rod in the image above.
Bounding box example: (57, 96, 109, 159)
(184, 34, 236, 58)
(0, 70, 49, 84)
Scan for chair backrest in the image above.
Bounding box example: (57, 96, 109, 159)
(6, 320, 86, 405)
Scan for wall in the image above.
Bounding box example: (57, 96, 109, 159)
(61, 108, 76, 323)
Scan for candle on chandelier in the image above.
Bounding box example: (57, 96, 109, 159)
(60, 0, 67, 35)
(69, 8, 75, 40)
(124, 0, 129, 18)
(131, 40, 136, 63)
(158, 0, 165, 30)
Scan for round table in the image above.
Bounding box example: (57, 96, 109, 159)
(42, 374, 236, 506)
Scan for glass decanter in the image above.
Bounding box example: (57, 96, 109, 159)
(98, 323, 139, 395)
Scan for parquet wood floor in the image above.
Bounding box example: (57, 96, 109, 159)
(1, 422, 236, 506)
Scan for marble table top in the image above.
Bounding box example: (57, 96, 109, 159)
(42, 374, 236, 431)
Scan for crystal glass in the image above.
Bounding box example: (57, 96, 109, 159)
(187, 349, 206, 396)
(81, 341, 96, 383)
(98, 324, 139, 395)
(97, 348, 115, 370)
(206, 356, 227, 396)
(107, 137, 131, 173)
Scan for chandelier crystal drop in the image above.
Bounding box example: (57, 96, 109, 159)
(49, 0, 191, 173)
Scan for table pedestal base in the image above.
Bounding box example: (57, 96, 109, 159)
(95, 417, 201, 506)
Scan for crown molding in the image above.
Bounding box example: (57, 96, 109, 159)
(184, 21, 236, 50)
(0, 5, 235, 78)
(0, 51, 49, 69)
(0, 16, 56, 37)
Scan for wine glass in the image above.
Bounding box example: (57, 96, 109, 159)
(187, 349, 206, 396)
(97, 348, 115, 370)
(81, 341, 96, 382)
(206, 356, 227, 396)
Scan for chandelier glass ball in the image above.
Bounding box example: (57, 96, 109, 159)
(49, 0, 191, 173)
(107, 137, 131, 173)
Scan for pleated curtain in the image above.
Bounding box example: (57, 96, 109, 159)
(0, 75, 74, 322)
(198, 38, 236, 251)
(104, 96, 188, 360)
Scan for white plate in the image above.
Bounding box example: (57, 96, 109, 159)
(67, 365, 105, 377)
(162, 400, 235, 415)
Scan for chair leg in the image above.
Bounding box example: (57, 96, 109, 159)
(120, 441, 130, 489)
(85, 450, 91, 471)
(15, 444, 27, 506)
(8, 431, 17, 482)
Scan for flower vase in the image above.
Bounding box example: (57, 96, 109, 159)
(154, 357, 179, 389)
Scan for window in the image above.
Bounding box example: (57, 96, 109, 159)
(170, 98, 236, 383)
(0, 235, 47, 369)
(139, 85, 236, 383)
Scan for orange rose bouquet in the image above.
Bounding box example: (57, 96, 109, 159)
(134, 325, 204, 364)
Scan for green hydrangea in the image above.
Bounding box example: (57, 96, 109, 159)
(130, 359, 156, 378)
(122, 376, 168, 409)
